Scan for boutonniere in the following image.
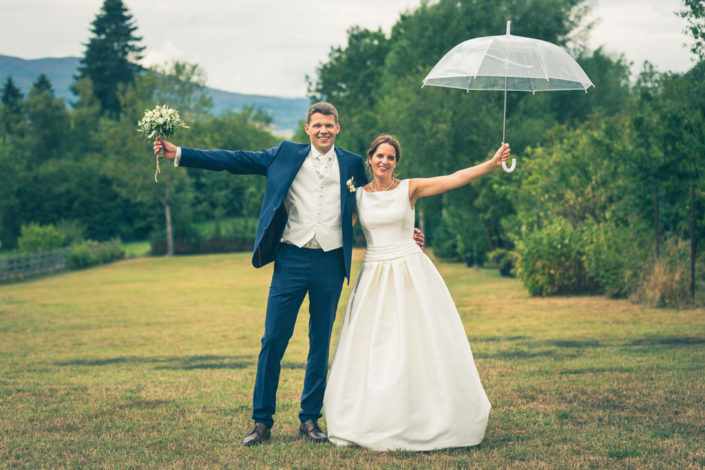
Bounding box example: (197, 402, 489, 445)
(346, 177, 356, 193)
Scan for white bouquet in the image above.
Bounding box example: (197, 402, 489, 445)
(137, 105, 189, 182)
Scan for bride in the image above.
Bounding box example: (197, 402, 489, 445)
(323, 135, 511, 451)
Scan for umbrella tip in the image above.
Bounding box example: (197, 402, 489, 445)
(506, 20, 511, 35)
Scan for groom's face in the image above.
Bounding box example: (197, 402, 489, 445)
(305, 112, 340, 154)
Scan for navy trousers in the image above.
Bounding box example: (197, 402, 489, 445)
(252, 243, 346, 427)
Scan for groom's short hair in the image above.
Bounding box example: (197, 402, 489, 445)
(307, 102, 338, 124)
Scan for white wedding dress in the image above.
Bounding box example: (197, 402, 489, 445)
(323, 179, 491, 451)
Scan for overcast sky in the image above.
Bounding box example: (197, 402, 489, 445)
(0, 0, 696, 97)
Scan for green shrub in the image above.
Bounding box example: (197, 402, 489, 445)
(488, 248, 518, 277)
(17, 223, 65, 253)
(66, 239, 125, 270)
(583, 221, 648, 298)
(66, 242, 94, 270)
(95, 239, 125, 264)
(516, 218, 598, 296)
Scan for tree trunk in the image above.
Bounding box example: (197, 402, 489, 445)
(691, 181, 696, 301)
(653, 185, 660, 260)
(164, 187, 174, 257)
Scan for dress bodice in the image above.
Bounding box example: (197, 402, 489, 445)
(356, 179, 414, 247)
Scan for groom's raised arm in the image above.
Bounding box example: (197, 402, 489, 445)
(154, 138, 278, 176)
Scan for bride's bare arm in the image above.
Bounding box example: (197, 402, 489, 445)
(409, 144, 510, 207)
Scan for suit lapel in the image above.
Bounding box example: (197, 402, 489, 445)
(335, 148, 349, 214)
(284, 144, 311, 190)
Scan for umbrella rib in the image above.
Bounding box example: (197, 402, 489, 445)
(468, 38, 497, 90)
(484, 52, 533, 69)
(533, 42, 551, 84)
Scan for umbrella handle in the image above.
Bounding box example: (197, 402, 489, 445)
(502, 158, 516, 173)
(501, 140, 516, 172)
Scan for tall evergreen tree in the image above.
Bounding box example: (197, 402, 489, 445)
(32, 74, 54, 95)
(1, 76, 24, 141)
(1, 76, 23, 114)
(76, 0, 144, 116)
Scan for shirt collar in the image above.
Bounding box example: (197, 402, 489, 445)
(310, 145, 336, 161)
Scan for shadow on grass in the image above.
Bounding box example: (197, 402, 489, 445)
(475, 349, 557, 359)
(559, 366, 635, 375)
(626, 336, 705, 347)
(470, 336, 529, 342)
(55, 354, 255, 370)
(281, 362, 306, 369)
(550, 339, 602, 348)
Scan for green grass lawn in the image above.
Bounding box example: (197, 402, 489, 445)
(1, 250, 703, 468)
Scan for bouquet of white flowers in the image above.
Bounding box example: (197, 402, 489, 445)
(137, 105, 189, 182)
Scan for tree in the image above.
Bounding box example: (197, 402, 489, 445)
(680, 0, 705, 59)
(69, 77, 103, 156)
(22, 76, 70, 163)
(32, 74, 54, 95)
(1, 76, 23, 143)
(76, 0, 144, 116)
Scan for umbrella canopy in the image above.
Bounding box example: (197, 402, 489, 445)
(423, 21, 594, 172)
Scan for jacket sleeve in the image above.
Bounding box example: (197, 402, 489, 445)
(178, 141, 283, 175)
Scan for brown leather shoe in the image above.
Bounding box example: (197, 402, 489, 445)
(299, 420, 327, 443)
(242, 422, 271, 446)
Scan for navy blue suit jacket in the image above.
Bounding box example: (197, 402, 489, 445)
(179, 140, 368, 281)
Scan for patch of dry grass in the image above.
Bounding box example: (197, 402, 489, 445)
(0, 250, 703, 468)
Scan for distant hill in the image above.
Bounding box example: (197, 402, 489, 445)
(0, 54, 309, 135)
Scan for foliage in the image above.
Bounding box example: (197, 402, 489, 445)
(76, 0, 144, 116)
(1, 76, 23, 140)
(65, 241, 93, 269)
(66, 238, 125, 270)
(680, 0, 705, 59)
(17, 223, 65, 253)
(487, 248, 518, 277)
(516, 218, 596, 296)
(432, 206, 490, 264)
(22, 76, 70, 162)
(55, 219, 86, 247)
(582, 220, 649, 298)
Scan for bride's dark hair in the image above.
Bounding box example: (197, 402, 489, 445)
(367, 135, 401, 163)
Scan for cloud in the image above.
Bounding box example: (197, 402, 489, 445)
(139, 41, 188, 69)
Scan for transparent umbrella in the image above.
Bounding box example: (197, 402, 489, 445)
(422, 21, 594, 172)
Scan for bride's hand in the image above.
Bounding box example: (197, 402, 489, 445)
(491, 143, 511, 167)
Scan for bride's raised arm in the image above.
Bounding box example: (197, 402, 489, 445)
(409, 144, 511, 207)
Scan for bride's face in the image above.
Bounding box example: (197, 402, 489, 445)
(368, 143, 397, 180)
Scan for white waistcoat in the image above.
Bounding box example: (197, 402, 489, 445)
(281, 149, 342, 251)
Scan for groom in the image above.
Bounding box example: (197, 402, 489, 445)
(154, 102, 422, 446)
